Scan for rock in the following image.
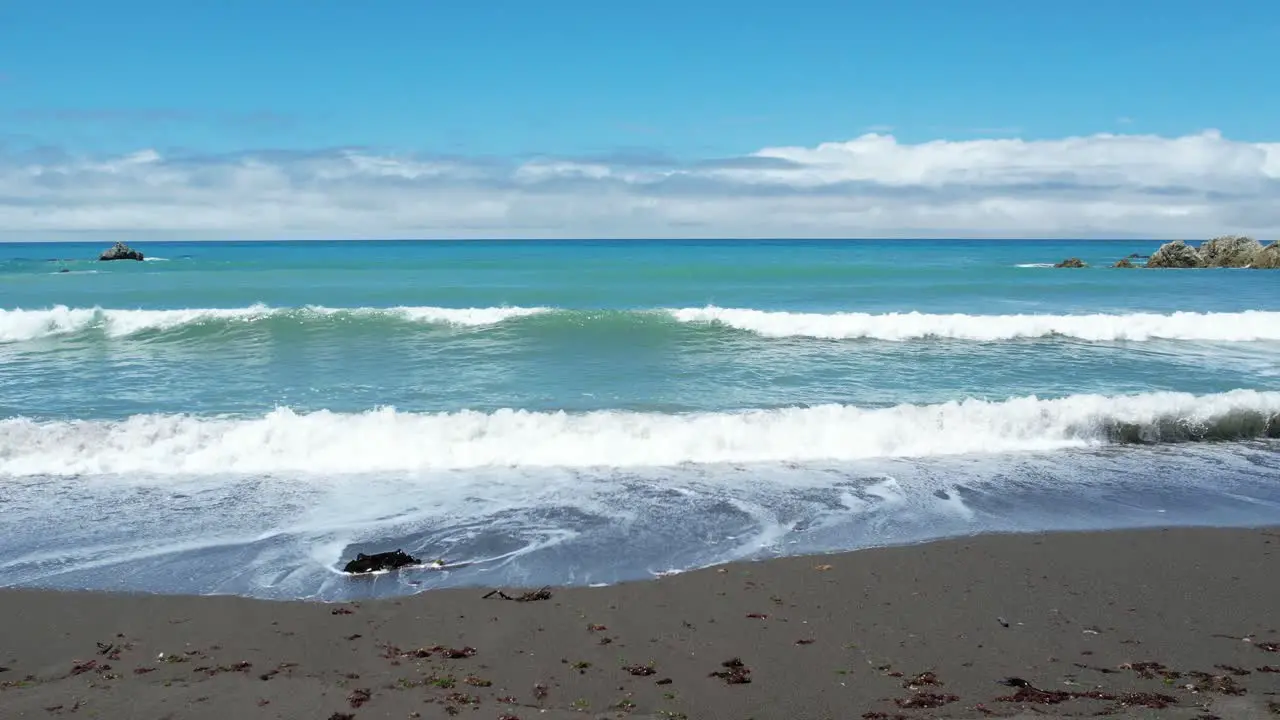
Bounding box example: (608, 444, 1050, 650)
(1199, 235, 1263, 267)
(341, 549, 420, 574)
(1054, 257, 1087, 268)
(1126, 253, 1149, 259)
(1254, 241, 1280, 269)
(1145, 240, 1204, 268)
(99, 242, 144, 262)
(1112, 258, 1136, 268)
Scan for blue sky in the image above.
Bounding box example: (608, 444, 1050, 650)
(3, 0, 1277, 157)
(0, 1, 1278, 239)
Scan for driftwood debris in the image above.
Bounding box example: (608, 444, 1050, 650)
(481, 586, 553, 602)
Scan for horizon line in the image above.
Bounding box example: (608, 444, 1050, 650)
(0, 236, 1251, 245)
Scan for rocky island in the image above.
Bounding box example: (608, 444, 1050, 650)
(99, 241, 144, 261)
(1145, 236, 1280, 268)
(1054, 235, 1279, 269)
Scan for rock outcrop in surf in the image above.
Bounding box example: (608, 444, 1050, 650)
(99, 242, 144, 262)
(1140, 236, 1278, 269)
(1252, 241, 1280, 269)
(1144, 240, 1204, 268)
(342, 549, 420, 574)
(1112, 258, 1136, 268)
(1199, 235, 1265, 267)
(1054, 257, 1087, 268)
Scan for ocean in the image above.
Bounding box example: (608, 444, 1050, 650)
(1, 239, 1278, 600)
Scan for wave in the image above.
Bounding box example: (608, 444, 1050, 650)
(0, 304, 548, 342)
(3, 304, 1280, 344)
(668, 307, 1280, 341)
(1, 390, 1276, 476)
(1015, 263, 1057, 268)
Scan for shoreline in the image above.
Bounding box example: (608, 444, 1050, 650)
(9, 521, 1279, 602)
(4, 526, 1279, 718)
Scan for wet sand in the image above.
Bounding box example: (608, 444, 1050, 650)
(2, 526, 1279, 719)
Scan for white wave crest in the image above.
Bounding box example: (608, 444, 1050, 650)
(1015, 262, 1057, 268)
(670, 307, 1280, 342)
(0, 304, 548, 342)
(5, 304, 1279, 344)
(376, 306, 546, 325)
(1, 390, 1275, 477)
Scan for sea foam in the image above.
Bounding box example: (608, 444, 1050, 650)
(669, 307, 1280, 342)
(0, 304, 548, 342)
(3, 305, 1280, 344)
(1, 390, 1275, 476)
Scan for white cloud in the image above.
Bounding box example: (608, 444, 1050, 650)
(2, 130, 1278, 240)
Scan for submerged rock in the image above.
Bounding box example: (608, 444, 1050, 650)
(342, 549, 420, 574)
(1145, 240, 1204, 268)
(99, 242, 144, 261)
(1054, 257, 1087, 268)
(1112, 258, 1136, 268)
(1253, 241, 1280, 269)
(1199, 235, 1263, 267)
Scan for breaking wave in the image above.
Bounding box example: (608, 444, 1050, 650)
(667, 307, 1280, 342)
(1, 305, 1279, 345)
(2, 390, 1276, 476)
(0, 304, 549, 342)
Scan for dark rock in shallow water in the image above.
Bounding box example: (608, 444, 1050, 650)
(342, 549, 420, 574)
(1054, 257, 1087, 268)
(1112, 258, 1136, 268)
(1145, 240, 1203, 268)
(99, 242, 144, 262)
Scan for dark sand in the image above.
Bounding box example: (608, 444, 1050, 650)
(3, 527, 1279, 719)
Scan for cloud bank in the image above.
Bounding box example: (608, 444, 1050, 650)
(2, 130, 1278, 240)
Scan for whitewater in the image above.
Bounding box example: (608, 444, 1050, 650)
(4, 304, 1280, 343)
(2, 238, 1278, 599)
(3, 390, 1277, 476)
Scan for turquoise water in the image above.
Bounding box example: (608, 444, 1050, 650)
(1, 239, 1278, 599)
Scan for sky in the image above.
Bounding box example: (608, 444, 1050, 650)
(1, 0, 1278, 240)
